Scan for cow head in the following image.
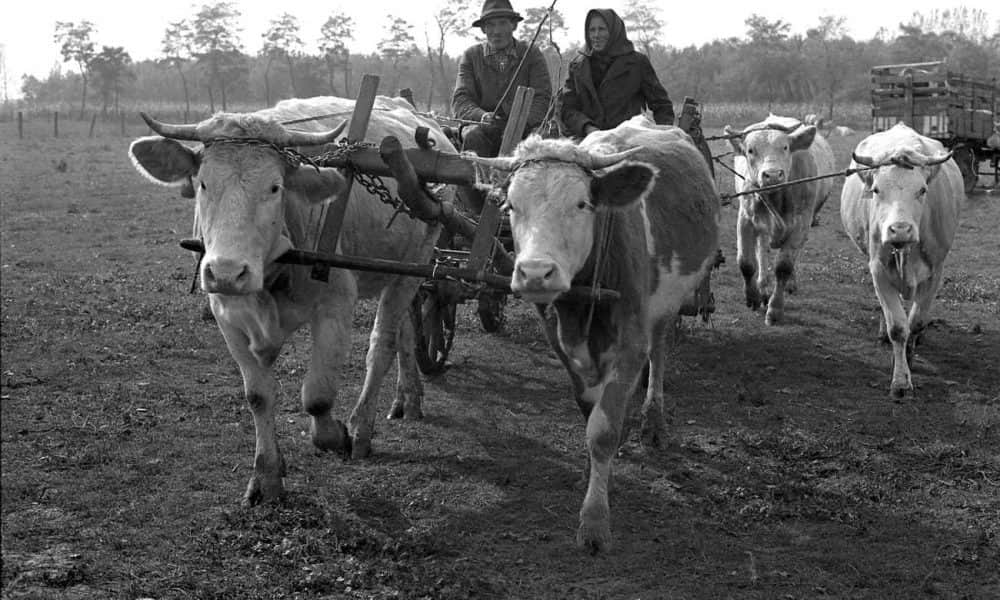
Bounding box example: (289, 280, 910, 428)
(467, 136, 652, 304)
(128, 113, 346, 295)
(851, 148, 952, 248)
(725, 120, 818, 189)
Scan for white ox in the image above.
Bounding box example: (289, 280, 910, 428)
(840, 122, 961, 397)
(724, 114, 835, 324)
(470, 115, 720, 552)
(128, 96, 454, 504)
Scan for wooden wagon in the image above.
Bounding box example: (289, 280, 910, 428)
(870, 60, 1000, 192)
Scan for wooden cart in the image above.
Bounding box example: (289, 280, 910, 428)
(870, 60, 1000, 192)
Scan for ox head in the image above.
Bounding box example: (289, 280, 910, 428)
(851, 147, 953, 248)
(128, 112, 347, 295)
(724, 120, 818, 190)
(467, 136, 652, 304)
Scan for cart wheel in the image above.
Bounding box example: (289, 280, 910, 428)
(953, 145, 978, 194)
(410, 286, 456, 375)
(477, 290, 507, 333)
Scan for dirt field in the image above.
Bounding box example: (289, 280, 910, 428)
(2, 115, 998, 600)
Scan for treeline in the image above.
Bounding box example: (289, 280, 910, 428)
(10, 1, 1000, 125)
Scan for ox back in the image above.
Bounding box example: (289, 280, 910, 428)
(128, 95, 454, 505)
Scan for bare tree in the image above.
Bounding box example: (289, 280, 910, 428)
(806, 16, 851, 121)
(318, 12, 354, 96)
(161, 20, 194, 120)
(54, 20, 96, 118)
(907, 7, 994, 42)
(518, 6, 566, 49)
(190, 2, 244, 111)
(378, 17, 417, 94)
(0, 43, 8, 103)
(261, 12, 303, 103)
(90, 46, 134, 114)
(621, 0, 664, 56)
(433, 0, 474, 110)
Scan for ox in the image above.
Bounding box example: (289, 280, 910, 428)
(470, 115, 719, 552)
(128, 96, 454, 504)
(724, 114, 835, 324)
(840, 122, 961, 397)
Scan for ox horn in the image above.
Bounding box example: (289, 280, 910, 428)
(140, 111, 201, 141)
(851, 151, 879, 167)
(914, 150, 953, 167)
(585, 147, 643, 170)
(462, 154, 519, 171)
(282, 120, 348, 147)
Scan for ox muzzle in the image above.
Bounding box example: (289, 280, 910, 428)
(201, 255, 261, 295)
(512, 257, 572, 304)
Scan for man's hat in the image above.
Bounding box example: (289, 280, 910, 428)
(472, 0, 523, 28)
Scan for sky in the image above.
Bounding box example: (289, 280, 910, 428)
(2, 0, 998, 99)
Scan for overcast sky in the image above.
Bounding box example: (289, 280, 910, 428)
(2, 0, 998, 98)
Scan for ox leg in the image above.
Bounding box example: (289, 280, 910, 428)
(906, 269, 944, 362)
(388, 313, 424, 420)
(755, 235, 773, 312)
(639, 318, 672, 449)
(216, 322, 286, 506)
(348, 278, 419, 459)
(765, 246, 799, 325)
(302, 295, 355, 455)
(578, 346, 644, 554)
(737, 208, 762, 310)
(870, 262, 912, 397)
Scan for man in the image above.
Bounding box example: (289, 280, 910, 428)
(452, 0, 553, 213)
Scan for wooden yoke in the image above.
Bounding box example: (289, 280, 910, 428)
(311, 74, 380, 282)
(467, 85, 534, 275)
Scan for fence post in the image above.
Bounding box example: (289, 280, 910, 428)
(17, 111, 23, 139)
(54, 111, 59, 137)
(89, 113, 98, 137)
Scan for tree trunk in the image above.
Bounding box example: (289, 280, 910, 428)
(343, 59, 351, 97)
(325, 56, 337, 96)
(263, 57, 273, 107)
(174, 63, 191, 121)
(79, 74, 88, 119)
(285, 53, 297, 97)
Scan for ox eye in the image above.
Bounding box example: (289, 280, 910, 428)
(871, 186, 880, 195)
(918, 186, 927, 196)
(577, 200, 592, 211)
(199, 181, 207, 191)
(270, 183, 281, 194)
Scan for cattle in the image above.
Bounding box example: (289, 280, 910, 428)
(468, 115, 719, 552)
(724, 114, 835, 324)
(840, 122, 961, 397)
(128, 96, 455, 504)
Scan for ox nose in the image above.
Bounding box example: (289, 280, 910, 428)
(886, 222, 916, 246)
(760, 168, 785, 186)
(514, 259, 559, 291)
(202, 258, 252, 294)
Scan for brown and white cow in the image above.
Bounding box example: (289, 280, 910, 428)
(724, 114, 835, 324)
(840, 122, 961, 397)
(128, 96, 454, 504)
(469, 115, 719, 552)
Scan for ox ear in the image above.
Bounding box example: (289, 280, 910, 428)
(285, 166, 348, 204)
(128, 136, 200, 189)
(789, 125, 818, 152)
(724, 125, 743, 155)
(590, 162, 657, 210)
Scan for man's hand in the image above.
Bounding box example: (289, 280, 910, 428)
(481, 112, 496, 125)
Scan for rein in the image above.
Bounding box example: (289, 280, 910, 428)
(719, 165, 878, 203)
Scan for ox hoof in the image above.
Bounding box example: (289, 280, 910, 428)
(242, 475, 283, 507)
(764, 311, 782, 326)
(639, 412, 668, 450)
(350, 436, 373, 460)
(387, 396, 424, 420)
(890, 383, 913, 400)
(577, 520, 613, 554)
(311, 418, 351, 455)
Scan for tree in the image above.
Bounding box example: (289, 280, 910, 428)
(621, 0, 664, 55)
(518, 6, 566, 49)
(261, 13, 303, 103)
(54, 20, 96, 118)
(907, 7, 994, 43)
(318, 12, 354, 96)
(377, 17, 417, 93)
(161, 20, 194, 119)
(0, 43, 9, 103)
(805, 16, 852, 120)
(743, 14, 792, 105)
(190, 2, 244, 111)
(432, 0, 475, 111)
(90, 46, 134, 114)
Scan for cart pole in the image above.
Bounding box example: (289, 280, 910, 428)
(310, 74, 380, 282)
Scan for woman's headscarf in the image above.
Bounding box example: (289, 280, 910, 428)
(584, 9, 634, 85)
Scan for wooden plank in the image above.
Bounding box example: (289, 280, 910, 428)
(317, 146, 478, 185)
(467, 85, 534, 274)
(310, 74, 380, 281)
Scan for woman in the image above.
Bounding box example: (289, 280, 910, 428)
(560, 9, 675, 138)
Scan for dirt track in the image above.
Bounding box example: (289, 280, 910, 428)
(2, 120, 998, 599)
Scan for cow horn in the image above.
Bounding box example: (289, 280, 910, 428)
(140, 112, 201, 141)
(852, 151, 878, 167)
(283, 120, 348, 147)
(916, 150, 953, 167)
(585, 147, 642, 170)
(462, 154, 519, 171)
